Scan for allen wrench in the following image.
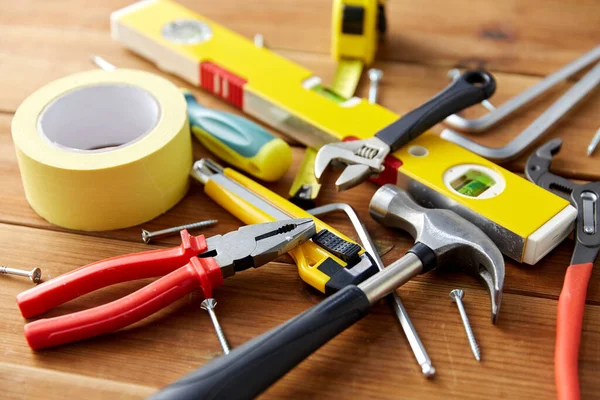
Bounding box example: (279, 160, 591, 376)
(441, 60, 600, 162)
(444, 45, 600, 133)
(307, 203, 436, 377)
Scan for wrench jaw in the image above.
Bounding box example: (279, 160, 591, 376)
(525, 139, 578, 201)
(314, 137, 390, 191)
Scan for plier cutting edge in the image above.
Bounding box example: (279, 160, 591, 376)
(16, 219, 316, 350)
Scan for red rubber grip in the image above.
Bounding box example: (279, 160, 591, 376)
(24, 257, 223, 350)
(555, 262, 593, 400)
(17, 230, 206, 318)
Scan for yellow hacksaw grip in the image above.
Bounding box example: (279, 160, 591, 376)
(190, 158, 377, 293)
(111, 0, 577, 265)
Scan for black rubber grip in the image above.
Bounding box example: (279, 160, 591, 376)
(149, 285, 372, 400)
(375, 70, 496, 151)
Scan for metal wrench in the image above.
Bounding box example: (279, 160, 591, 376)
(314, 70, 496, 191)
(441, 61, 600, 162)
(307, 203, 435, 377)
(444, 46, 600, 133)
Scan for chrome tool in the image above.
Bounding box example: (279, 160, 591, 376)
(308, 202, 435, 377)
(149, 187, 504, 400)
(315, 70, 496, 191)
(526, 139, 600, 400)
(449, 289, 481, 361)
(444, 46, 600, 132)
(442, 61, 600, 162)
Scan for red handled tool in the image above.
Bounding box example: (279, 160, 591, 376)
(526, 139, 600, 400)
(16, 219, 316, 350)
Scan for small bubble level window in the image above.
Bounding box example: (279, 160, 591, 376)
(451, 170, 496, 198)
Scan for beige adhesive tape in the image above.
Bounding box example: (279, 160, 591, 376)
(12, 69, 192, 231)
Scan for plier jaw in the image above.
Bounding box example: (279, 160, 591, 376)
(202, 219, 316, 278)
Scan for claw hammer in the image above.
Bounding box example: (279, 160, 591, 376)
(149, 186, 505, 400)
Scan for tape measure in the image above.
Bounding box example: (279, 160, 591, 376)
(289, 0, 386, 207)
(288, 147, 322, 209)
(330, 0, 385, 98)
(12, 69, 193, 231)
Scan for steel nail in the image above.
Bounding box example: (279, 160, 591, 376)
(201, 298, 231, 354)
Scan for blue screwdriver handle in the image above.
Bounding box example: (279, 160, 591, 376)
(184, 92, 291, 181)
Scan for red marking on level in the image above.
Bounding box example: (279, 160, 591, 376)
(199, 62, 247, 109)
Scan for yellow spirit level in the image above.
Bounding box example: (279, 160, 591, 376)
(111, 0, 576, 264)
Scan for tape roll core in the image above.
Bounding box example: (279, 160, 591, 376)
(38, 84, 160, 153)
(12, 69, 193, 231)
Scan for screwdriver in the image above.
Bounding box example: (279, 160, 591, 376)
(91, 56, 292, 182)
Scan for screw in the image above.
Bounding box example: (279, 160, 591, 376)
(141, 219, 218, 243)
(201, 298, 230, 354)
(449, 289, 481, 361)
(368, 68, 383, 104)
(253, 33, 265, 48)
(0, 266, 42, 284)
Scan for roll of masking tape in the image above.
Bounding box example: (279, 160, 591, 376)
(11, 69, 192, 231)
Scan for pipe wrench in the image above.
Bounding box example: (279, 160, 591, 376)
(526, 139, 600, 400)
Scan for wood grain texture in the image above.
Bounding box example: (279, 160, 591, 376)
(0, 0, 599, 399)
(1, 0, 598, 75)
(1, 223, 598, 399)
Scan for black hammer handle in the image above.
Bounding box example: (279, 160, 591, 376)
(149, 285, 371, 400)
(376, 70, 496, 152)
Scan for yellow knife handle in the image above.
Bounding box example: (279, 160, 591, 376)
(204, 167, 369, 292)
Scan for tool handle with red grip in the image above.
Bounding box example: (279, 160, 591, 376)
(24, 257, 223, 350)
(17, 230, 207, 318)
(555, 262, 593, 400)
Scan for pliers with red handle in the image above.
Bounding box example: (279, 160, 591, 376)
(16, 219, 316, 350)
(526, 139, 600, 400)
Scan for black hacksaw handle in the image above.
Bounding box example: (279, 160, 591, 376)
(376, 70, 496, 152)
(148, 285, 371, 400)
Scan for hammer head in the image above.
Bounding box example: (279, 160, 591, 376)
(370, 184, 505, 323)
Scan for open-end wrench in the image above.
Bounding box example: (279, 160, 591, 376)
(308, 203, 435, 377)
(314, 70, 496, 191)
(149, 187, 504, 400)
(526, 139, 600, 400)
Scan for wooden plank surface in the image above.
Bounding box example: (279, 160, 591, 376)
(0, 0, 599, 399)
